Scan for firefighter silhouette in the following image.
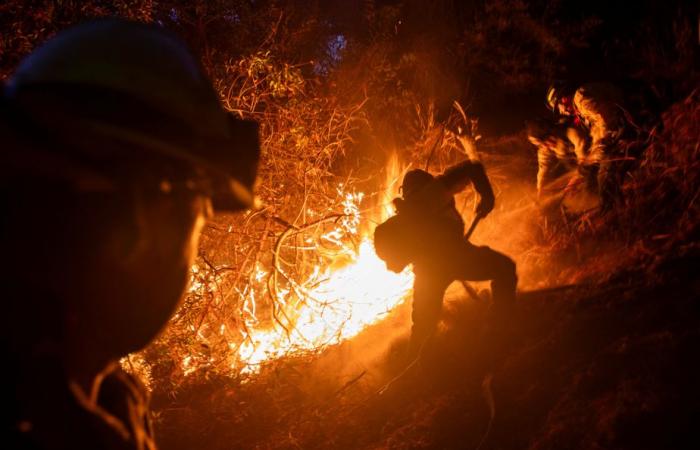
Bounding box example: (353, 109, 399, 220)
(374, 160, 517, 353)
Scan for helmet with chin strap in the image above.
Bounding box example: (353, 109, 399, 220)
(546, 81, 575, 113)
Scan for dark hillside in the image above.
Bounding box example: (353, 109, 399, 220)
(151, 246, 699, 450)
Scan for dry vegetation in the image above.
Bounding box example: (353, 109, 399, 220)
(134, 50, 373, 388)
(2, 1, 698, 448)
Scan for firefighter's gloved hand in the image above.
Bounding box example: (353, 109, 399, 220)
(475, 194, 494, 217)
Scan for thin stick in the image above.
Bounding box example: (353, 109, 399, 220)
(424, 125, 446, 170)
(333, 370, 367, 397)
(377, 331, 433, 396)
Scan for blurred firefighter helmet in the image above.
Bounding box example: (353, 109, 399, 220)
(546, 81, 574, 113)
(400, 169, 434, 198)
(4, 19, 259, 211)
(546, 85, 562, 111)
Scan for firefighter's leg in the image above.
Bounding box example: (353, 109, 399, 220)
(455, 244, 517, 307)
(583, 139, 604, 193)
(596, 143, 625, 210)
(409, 273, 448, 356)
(576, 163, 598, 195)
(590, 138, 620, 209)
(597, 157, 614, 209)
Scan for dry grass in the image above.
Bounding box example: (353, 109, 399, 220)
(134, 51, 371, 389)
(132, 60, 488, 389)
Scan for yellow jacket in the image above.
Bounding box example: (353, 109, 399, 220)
(573, 83, 626, 163)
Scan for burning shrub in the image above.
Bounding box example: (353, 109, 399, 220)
(130, 48, 419, 388)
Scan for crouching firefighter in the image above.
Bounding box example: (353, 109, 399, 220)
(373, 157, 517, 355)
(546, 82, 628, 208)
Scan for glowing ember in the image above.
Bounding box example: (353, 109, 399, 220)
(237, 238, 413, 373)
(171, 154, 412, 378)
(225, 154, 412, 375)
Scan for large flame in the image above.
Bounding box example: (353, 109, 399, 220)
(234, 153, 413, 374)
(237, 238, 413, 373)
(165, 154, 415, 377)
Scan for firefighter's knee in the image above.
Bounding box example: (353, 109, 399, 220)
(500, 257, 517, 286)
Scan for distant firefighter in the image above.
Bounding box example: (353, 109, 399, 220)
(1, 20, 259, 449)
(374, 153, 517, 354)
(546, 81, 628, 207)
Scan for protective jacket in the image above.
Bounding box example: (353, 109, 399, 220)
(399, 161, 493, 226)
(377, 161, 494, 271)
(572, 82, 626, 164)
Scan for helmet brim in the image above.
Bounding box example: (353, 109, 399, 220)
(6, 84, 260, 211)
(85, 119, 259, 211)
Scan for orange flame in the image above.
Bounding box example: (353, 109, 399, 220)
(237, 238, 413, 373)
(170, 154, 413, 378)
(235, 153, 412, 374)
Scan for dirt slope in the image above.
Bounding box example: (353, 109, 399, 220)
(152, 243, 699, 450)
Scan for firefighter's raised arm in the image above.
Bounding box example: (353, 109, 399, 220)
(438, 160, 495, 217)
